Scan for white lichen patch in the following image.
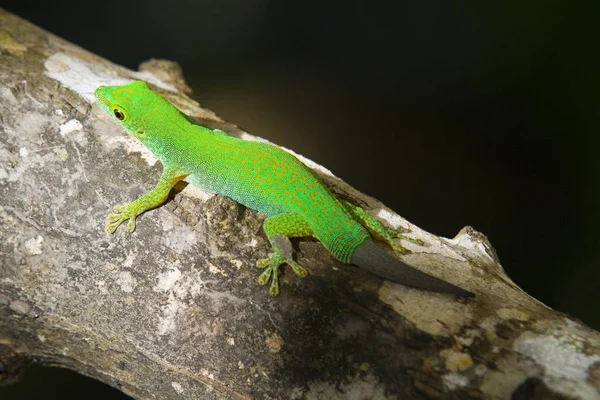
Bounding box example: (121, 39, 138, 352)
(152, 263, 230, 335)
(514, 331, 600, 399)
(45, 53, 130, 102)
(302, 372, 395, 400)
(2, 110, 79, 184)
(95, 279, 109, 295)
(154, 266, 182, 292)
(207, 261, 228, 277)
(160, 220, 197, 253)
(173, 268, 221, 299)
(59, 119, 83, 136)
(375, 208, 410, 231)
(200, 368, 215, 379)
(0, 85, 18, 105)
(116, 271, 136, 293)
(171, 381, 184, 394)
(379, 283, 472, 336)
(123, 252, 135, 269)
(44, 52, 175, 103)
(24, 235, 43, 255)
(104, 134, 158, 166)
(55, 147, 69, 161)
(442, 372, 469, 391)
(157, 291, 184, 336)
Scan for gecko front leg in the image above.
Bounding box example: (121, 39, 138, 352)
(106, 166, 188, 233)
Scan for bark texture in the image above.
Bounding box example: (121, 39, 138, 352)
(1, 8, 599, 400)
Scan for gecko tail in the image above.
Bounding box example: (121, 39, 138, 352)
(351, 239, 474, 298)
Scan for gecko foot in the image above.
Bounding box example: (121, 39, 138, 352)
(383, 227, 425, 254)
(341, 201, 424, 253)
(106, 203, 138, 233)
(368, 226, 412, 255)
(256, 248, 308, 296)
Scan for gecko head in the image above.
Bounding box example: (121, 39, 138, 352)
(95, 80, 158, 137)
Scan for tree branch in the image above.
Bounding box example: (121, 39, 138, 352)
(0, 8, 598, 400)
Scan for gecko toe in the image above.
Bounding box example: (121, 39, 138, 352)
(126, 218, 136, 232)
(269, 279, 280, 296)
(255, 248, 306, 294)
(288, 260, 308, 278)
(258, 266, 273, 286)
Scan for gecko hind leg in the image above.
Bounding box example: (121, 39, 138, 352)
(256, 213, 313, 296)
(340, 200, 424, 254)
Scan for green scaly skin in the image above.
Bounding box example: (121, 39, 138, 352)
(95, 81, 459, 296)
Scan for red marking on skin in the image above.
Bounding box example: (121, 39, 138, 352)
(117, 87, 137, 95)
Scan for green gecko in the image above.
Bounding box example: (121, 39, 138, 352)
(95, 80, 472, 298)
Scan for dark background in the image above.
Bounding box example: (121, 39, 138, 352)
(2, 1, 599, 398)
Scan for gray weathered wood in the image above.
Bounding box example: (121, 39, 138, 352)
(1, 8, 599, 400)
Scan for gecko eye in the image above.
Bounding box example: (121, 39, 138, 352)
(113, 109, 125, 120)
